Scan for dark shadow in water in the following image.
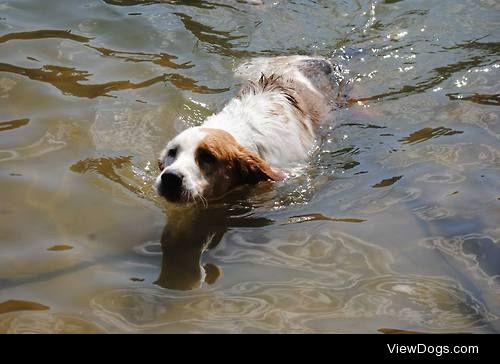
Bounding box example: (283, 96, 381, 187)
(283, 213, 365, 224)
(47, 245, 74, 251)
(0, 28, 229, 96)
(86, 45, 194, 69)
(174, 11, 245, 47)
(444, 40, 500, 54)
(0, 299, 50, 314)
(399, 127, 463, 145)
(155, 202, 273, 290)
(174, 12, 255, 58)
(102, 0, 228, 10)
(371, 175, 403, 188)
(447, 93, 500, 106)
(0, 62, 228, 98)
(103, 0, 268, 59)
(0, 29, 92, 44)
(0, 118, 30, 132)
(70, 156, 146, 195)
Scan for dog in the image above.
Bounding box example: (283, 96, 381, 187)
(155, 55, 343, 203)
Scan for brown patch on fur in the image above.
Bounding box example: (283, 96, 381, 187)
(196, 128, 282, 198)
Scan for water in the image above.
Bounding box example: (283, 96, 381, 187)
(0, 0, 499, 333)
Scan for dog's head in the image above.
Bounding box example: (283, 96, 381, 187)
(155, 127, 284, 203)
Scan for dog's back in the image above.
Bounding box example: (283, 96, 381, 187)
(235, 56, 337, 89)
(235, 55, 342, 126)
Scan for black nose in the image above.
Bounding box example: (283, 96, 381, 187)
(159, 172, 184, 201)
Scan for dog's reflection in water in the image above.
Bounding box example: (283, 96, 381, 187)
(155, 197, 273, 291)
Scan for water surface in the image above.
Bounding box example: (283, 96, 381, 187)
(0, 0, 499, 333)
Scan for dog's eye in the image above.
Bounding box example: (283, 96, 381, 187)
(198, 150, 216, 165)
(157, 159, 164, 170)
(167, 148, 177, 158)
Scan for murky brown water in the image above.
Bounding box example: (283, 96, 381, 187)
(1, 0, 499, 333)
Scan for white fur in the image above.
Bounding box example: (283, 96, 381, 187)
(203, 90, 314, 167)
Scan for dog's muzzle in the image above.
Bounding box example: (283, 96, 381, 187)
(158, 171, 184, 202)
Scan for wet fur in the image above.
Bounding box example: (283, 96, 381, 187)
(156, 55, 339, 202)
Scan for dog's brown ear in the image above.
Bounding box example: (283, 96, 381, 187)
(236, 148, 285, 184)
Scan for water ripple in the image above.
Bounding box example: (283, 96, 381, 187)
(0, 312, 105, 333)
(382, 143, 500, 171)
(0, 120, 83, 162)
(420, 232, 500, 285)
(90, 273, 496, 333)
(0, 62, 226, 98)
(0, 29, 92, 44)
(215, 230, 393, 286)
